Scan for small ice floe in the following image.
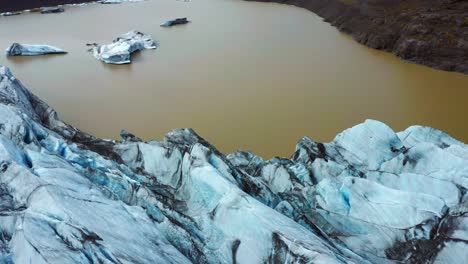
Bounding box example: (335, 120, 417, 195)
(5, 43, 67, 56)
(100, 0, 146, 4)
(160, 17, 190, 27)
(0, 11, 22, 16)
(90, 30, 158, 64)
(100, 0, 122, 4)
(40, 7, 65, 14)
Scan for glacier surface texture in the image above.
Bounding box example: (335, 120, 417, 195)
(0, 66, 467, 263)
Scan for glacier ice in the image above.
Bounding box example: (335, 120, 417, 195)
(229, 120, 468, 263)
(90, 30, 158, 64)
(0, 65, 467, 263)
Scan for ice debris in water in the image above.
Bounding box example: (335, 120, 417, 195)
(0, 12, 22, 16)
(100, 0, 147, 3)
(90, 30, 158, 64)
(5, 43, 67, 56)
(40, 7, 65, 14)
(160, 18, 190, 27)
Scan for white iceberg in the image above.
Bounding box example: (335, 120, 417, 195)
(91, 30, 158, 64)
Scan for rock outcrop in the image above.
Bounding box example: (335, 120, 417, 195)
(90, 30, 158, 64)
(0, 65, 467, 263)
(5, 43, 67, 56)
(247, 0, 468, 74)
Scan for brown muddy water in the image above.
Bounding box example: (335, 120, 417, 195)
(0, 0, 467, 158)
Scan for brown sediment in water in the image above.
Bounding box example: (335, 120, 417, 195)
(246, 0, 468, 74)
(0, 0, 467, 158)
(0, 0, 96, 12)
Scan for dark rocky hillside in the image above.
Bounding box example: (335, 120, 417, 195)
(0, 0, 95, 12)
(247, 0, 468, 74)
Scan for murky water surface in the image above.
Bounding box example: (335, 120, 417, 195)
(0, 0, 467, 157)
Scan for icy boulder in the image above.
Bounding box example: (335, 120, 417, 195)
(91, 30, 158, 64)
(5, 43, 67, 56)
(0, 65, 466, 263)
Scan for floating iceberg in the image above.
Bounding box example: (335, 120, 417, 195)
(160, 18, 190, 27)
(100, 0, 147, 4)
(90, 30, 158, 64)
(100, 0, 122, 4)
(40, 7, 65, 14)
(5, 43, 67, 56)
(0, 65, 466, 263)
(0, 11, 22, 16)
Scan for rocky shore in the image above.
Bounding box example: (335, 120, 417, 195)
(0, 0, 95, 12)
(0, 65, 467, 263)
(247, 0, 468, 74)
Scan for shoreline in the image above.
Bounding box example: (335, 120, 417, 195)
(247, 0, 468, 74)
(0, 0, 96, 12)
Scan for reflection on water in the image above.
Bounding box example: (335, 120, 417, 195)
(0, 0, 467, 158)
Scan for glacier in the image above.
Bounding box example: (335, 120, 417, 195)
(90, 30, 158, 64)
(5, 44, 67, 56)
(0, 65, 467, 263)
